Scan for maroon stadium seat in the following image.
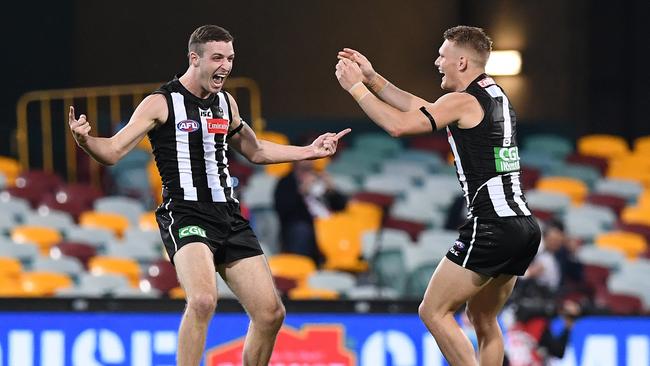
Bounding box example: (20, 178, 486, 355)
(582, 264, 610, 293)
(408, 134, 450, 161)
(143, 259, 179, 294)
(384, 217, 427, 242)
(520, 166, 541, 190)
(603, 293, 643, 315)
(565, 153, 609, 175)
(51, 241, 98, 268)
(273, 276, 298, 296)
(587, 193, 627, 216)
(351, 192, 395, 212)
(616, 223, 650, 244)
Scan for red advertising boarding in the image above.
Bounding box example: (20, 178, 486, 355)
(206, 325, 356, 366)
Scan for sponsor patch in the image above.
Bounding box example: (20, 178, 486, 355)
(477, 77, 496, 88)
(176, 120, 200, 133)
(454, 240, 466, 250)
(178, 225, 207, 239)
(494, 146, 520, 172)
(207, 118, 229, 134)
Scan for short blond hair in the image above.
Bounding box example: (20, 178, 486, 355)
(443, 25, 492, 66)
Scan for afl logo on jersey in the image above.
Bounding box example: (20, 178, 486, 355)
(177, 120, 200, 133)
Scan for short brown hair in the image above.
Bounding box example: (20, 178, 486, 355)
(188, 25, 234, 56)
(443, 25, 492, 65)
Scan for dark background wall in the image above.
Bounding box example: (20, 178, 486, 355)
(3, 0, 649, 158)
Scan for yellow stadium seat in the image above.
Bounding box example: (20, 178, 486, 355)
(169, 286, 185, 299)
(267, 254, 316, 285)
(639, 190, 650, 208)
(595, 231, 648, 259)
(137, 137, 152, 152)
(147, 160, 163, 205)
(607, 155, 650, 187)
(88, 256, 141, 287)
(265, 162, 293, 178)
(536, 177, 588, 205)
(139, 211, 158, 231)
(20, 272, 73, 297)
(578, 134, 630, 159)
(313, 157, 331, 172)
(80, 211, 130, 238)
(345, 200, 383, 232)
(288, 286, 339, 300)
(0, 257, 22, 281)
(314, 213, 368, 272)
(0, 276, 28, 297)
(634, 136, 650, 155)
(253, 131, 294, 177)
(621, 206, 650, 227)
(0, 156, 21, 187)
(11, 225, 62, 255)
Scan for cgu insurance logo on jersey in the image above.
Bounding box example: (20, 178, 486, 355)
(494, 146, 520, 172)
(206, 325, 356, 366)
(177, 119, 201, 133)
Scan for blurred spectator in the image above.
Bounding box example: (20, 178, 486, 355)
(273, 159, 347, 264)
(505, 298, 581, 366)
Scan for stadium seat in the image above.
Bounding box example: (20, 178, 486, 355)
(32, 256, 85, 278)
(576, 245, 626, 269)
(288, 286, 339, 300)
(0, 257, 22, 281)
(64, 226, 116, 249)
(77, 273, 131, 294)
(536, 177, 588, 205)
(577, 134, 630, 159)
(384, 217, 428, 242)
(23, 209, 75, 232)
(88, 256, 141, 287)
(602, 293, 643, 315)
(11, 225, 62, 255)
(519, 166, 541, 190)
(141, 259, 179, 294)
(389, 198, 446, 228)
(314, 213, 368, 272)
(273, 276, 298, 295)
(564, 215, 605, 241)
(255, 131, 292, 177)
(564, 204, 617, 230)
(343, 285, 401, 300)
(408, 134, 450, 161)
(55, 183, 104, 210)
(105, 240, 162, 264)
(20, 271, 73, 297)
(14, 169, 63, 193)
(565, 152, 609, 176)
(582, 264, 610, 293)
(79, 211, 130, 238)
(147, 159, 163, 205)
(633, 135, 650, 155)
(363, 173, 413, 196)
(595, 231, 648, 259)
(94, 196, 145, 226)
(0, 238, 39, 265)
(548, 164, 601, 189)
(307, 270, 357, 293)
(55, 286, 105, 298)
(354, 132, 403, 157)
(523, 134, 573, 159)
(621, 206, 650, 226)
(241, 172, 278, 209)
(415, 229, 459, 263)
(139, 212, 158, 231)
(330, 174, 360, 195)
(361, 228, 412, 261)
(50, 241, 97, 268)
(345, 200, 383, 233)
(616, 223, 650, 244)
(370, 247, 407, 294)
(168, 286, 185, 299)
(403, 260, 438, 299)
(267, 253, 316, 285)
(586, 193, 628, 216)
(594, 178, 643, 202)
(0, 156, 21, 187)
(523, 189, 571, 214)
(0, 276, 28, 297)
(0, 195, 31, 221)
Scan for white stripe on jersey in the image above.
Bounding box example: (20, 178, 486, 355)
(199, 104, 226, 202)
(171, 92, 198, 201)
(509, 172, 531, 215)
(218, 94, 237, 202)
(486, 175, 517, 217)
(447, 128, 471, 212)
(462, 217, 478, 267)
(485, 85, 513, 147)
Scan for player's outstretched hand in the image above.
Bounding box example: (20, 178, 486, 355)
(335, 58, 364, 91)
(338, 48, 376, 84)
(68, 106, 91, 146)
(310, 128, 351, 158)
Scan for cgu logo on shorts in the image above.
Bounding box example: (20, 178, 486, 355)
(493, 146, 520, 172)
(177, 120, 200, 133)
(179, 225, 207, 239)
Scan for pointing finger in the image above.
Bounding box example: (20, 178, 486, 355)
(335, 128, 352, 139)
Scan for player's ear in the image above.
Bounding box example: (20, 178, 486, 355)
(189, 51, 200, 67)
(458, 56, 468, 72)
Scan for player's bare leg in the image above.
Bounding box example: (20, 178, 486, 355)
(174, 243, 218, 366)
(219, 255, 285, 366)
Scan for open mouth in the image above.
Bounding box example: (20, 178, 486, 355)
(212, 74, 227, 84)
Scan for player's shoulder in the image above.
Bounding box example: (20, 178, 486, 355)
(436, 92, 479, 109)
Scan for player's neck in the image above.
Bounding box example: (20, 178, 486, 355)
(456, 69, 486, 91)
(178, 71, 212, 99)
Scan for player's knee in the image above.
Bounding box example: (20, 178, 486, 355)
(418, 302, 440, 326)
(466, 307, 496, 334)
(254, 302, 286, 331)
(187, 292, 217, 319)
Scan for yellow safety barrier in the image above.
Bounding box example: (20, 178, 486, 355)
(16, 78, 264, 187)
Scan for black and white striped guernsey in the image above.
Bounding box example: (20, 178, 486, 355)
(447, 73, 531, 218)
(148, 77, 237, 203)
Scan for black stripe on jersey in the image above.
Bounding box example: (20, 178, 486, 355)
(184, 98, 212, 201)
(502, 173, 525, 216)
(149, 91, 180, 197)
(214, 93, 234, 202)
(490, 96, 505, 141)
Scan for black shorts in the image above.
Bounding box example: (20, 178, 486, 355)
(155, 198, 263, 265)
(446, 215, 541, 277)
